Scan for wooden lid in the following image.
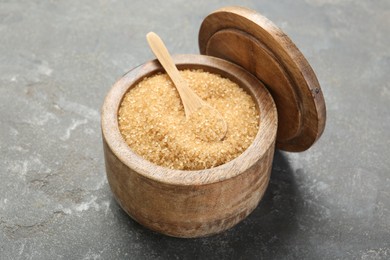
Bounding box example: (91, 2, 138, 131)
(199, 6, 326, 152)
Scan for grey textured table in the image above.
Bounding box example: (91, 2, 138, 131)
(1, 1, 389, 259)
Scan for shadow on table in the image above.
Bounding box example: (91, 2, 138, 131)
(110, 150, 301, 259)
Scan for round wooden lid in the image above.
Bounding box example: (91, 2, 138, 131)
(199, 6, 326, 152)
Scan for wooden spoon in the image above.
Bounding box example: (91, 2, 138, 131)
(146, 32, 227, 141)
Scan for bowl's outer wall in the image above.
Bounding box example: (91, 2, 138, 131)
(103, 137, 275, 238)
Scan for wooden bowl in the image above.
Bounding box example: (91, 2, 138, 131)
(101, 54, 278, 237)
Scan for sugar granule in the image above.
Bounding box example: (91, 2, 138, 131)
(118, 69, 259, 170)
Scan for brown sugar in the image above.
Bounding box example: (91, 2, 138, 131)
(186, 105, 227, 142)
(118, 69, 259, 170)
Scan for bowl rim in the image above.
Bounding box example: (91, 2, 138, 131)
(101, 54, 277, 186)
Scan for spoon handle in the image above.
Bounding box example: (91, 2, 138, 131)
(146, 32, 203, 117)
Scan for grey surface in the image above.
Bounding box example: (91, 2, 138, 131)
(1, 0, 389, 259)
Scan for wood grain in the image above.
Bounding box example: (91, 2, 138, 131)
(101, 54, 277, 237)
(199, 6, 326, 152)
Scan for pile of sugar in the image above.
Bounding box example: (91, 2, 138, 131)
(118, 69, 259, 170)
